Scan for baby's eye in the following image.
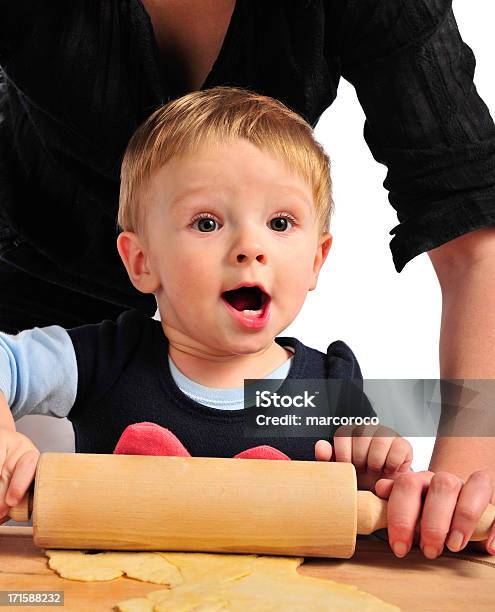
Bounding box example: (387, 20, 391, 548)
(191, 214, 220, 232)
(269, 213, 296, 232)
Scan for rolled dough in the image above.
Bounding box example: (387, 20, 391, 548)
(45, 550, 399, 611)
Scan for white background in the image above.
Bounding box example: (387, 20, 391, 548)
(16, 1, 495, 472)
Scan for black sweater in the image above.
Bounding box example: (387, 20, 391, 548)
(1, 1, 495, 310)
(67, 309, 374, 459)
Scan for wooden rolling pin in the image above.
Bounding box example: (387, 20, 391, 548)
(7, 452, 495, 559)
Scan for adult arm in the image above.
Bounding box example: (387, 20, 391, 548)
(336, 0, 495, 493)
(428, 227, 495, 504)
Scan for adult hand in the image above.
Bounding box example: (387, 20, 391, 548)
(375, 470, 495, 558)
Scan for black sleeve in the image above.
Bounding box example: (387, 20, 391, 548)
(326, 340, 376, 419)
(67, 309, 146, 415)
(334, 0, 495, 271)
(334, 380, 377, 420)
(326, 340, 363, 379)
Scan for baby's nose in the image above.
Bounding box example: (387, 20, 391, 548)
(230, 226, 267, 264)
(236, 251, 266, 264)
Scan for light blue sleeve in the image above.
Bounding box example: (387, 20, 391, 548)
(0, 326, 78, 420)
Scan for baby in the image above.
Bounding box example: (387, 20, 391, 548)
(0, 87, 493, 559)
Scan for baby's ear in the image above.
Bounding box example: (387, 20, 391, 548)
(116, 231, 159, 294)
(309, 233, 332, 291)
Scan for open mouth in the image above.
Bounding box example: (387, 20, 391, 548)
(221, 285, 270, 315)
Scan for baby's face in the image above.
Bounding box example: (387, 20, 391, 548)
(143, 138, 331, 356)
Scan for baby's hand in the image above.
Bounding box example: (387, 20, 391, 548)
(0, 427, 39, 525)
(314, 425, 413, 490)
(375, 470, 495, 558)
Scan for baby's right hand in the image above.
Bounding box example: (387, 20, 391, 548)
(0, 427, 39, 525)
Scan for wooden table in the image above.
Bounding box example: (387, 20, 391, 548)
(1, 526, 494, 611)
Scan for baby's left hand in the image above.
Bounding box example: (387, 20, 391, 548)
(314, 425, 413, 490)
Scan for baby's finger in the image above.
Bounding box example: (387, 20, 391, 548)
(366, 434, 395, 474)
(446, 470, 494, 553)
(349, 425, 382, 469)
(333, 426, 353, 463)
(314, 440, 333, 461)
(374, 478, 395, 498)
(384, 437, 413, 475)
(420, 471, 463, 559)
(342, 425, 376, 471)
(387, 471, 433, 558)
(5, 450, 38, 507)
(351, 432, 373, 470)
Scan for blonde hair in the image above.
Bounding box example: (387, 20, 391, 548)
(118, 87, 333, 236)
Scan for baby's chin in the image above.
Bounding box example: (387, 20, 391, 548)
(203, 332, 278, 358)
(162, 319, 277, 358)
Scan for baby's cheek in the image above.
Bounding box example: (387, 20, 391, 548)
(277, 263, 313, 315)
(286, 256, 314, 290)
(171, 252, 212, 289)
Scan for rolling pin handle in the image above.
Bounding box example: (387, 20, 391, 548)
(357, 491, 388, 535)
(8, 487, 33, 523)
(471, 502, 495, 541)
(357, 490, 495, 542)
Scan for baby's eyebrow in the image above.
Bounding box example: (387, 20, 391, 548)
(168, 184, 313, 215)
(169, 186, 219, 213)
(272, 188, 314, 214)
